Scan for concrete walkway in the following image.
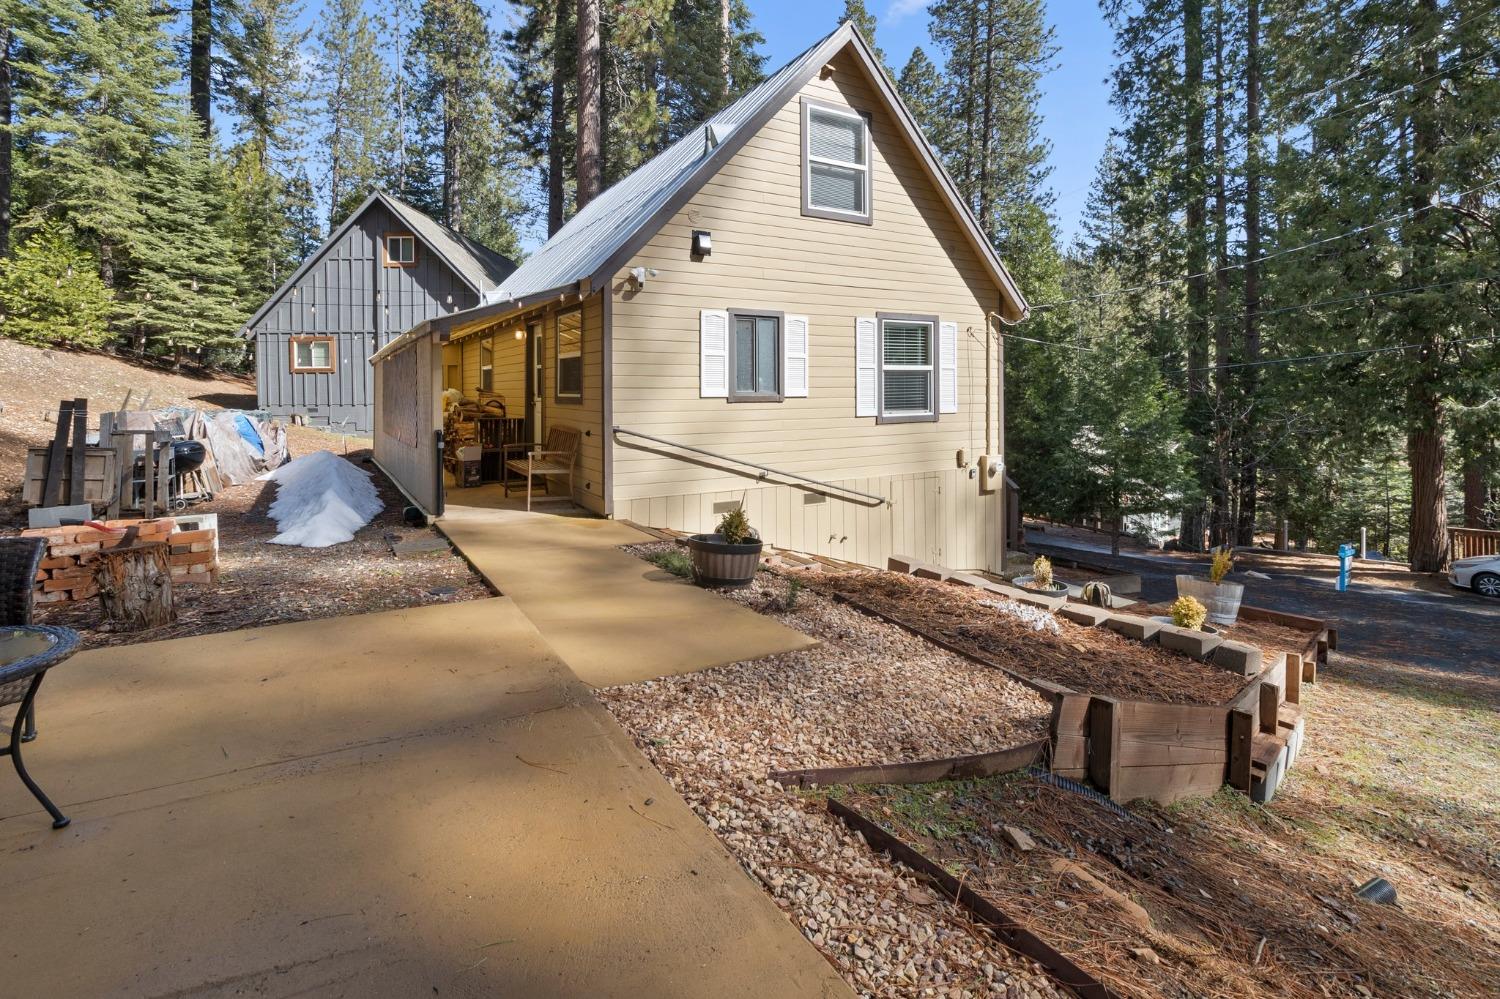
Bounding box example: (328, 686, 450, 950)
(439, 503, 816, 688)
(0, 600, 851, 998)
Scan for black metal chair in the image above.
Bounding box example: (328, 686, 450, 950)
(0, 624, 78, 828)
(0, 538, 47, 741)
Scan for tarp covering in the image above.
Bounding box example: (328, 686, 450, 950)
(163, 407, 288, 486)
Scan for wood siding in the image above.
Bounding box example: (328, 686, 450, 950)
(251, 201, 482, 431)
(607, 49, 1007, 570)
(373, 334, 443, 513)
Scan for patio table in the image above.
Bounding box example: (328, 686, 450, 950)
(0, 624, 79, 828)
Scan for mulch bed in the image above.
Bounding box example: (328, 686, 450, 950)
(841, 774, 1496, 999)
(810, 572, 1247, 706)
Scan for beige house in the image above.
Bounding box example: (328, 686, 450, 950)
(370, 23, 1028, 573)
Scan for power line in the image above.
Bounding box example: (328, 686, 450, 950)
(1032, 177, 1500, 311)
(1000, 331, 1095, 351)
(1188, 274, 1497, 325)
(1184, 332, 1500, 373)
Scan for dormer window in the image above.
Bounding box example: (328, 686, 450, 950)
(802, 99, 871, 223)
(384, 233, 416, 267)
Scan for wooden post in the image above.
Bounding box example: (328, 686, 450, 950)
(68, 398, 88, 505)
(1283, 652, 1301, 705)
(94, 542, 175, 631)
(1258, 682, 1281, 735)
(42, 401, 73, 507)
(1228, 710, 1254, 791)
(1087, 697, 1120, 798)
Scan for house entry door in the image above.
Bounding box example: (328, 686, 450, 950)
(525, 320, 544, 444)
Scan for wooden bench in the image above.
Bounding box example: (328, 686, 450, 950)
(503, 425, 581, 510)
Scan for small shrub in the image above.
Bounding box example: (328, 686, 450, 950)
(1170, 594, 1209, 631)
(1031, 555, 1054, 588)
(647, 547, 693, 578)
(1209, 548, 1234, 584)
(783, 578, 803, 611)
(716, 507, 754, 545)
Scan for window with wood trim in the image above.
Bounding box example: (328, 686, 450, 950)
(480, 337, 494, 392)
(877, 314, 936, 423)
(802, 99, 871, 223)
(384, 233, 416, 267)
(290, 336, 335, 373)
(727, 310, 782, 402)
(555, 308, 583, 401)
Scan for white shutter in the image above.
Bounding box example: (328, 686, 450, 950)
(855, 316, 877, 417)
(700, 309, 729, 397)
(783, 314, 809, 397)
(939, 320, 959, 414)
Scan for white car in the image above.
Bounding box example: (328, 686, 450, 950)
(1450, 554, 1500, 598)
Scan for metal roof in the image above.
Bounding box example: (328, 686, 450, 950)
(240, 191, 516, 337)
(479, 22, 1028, 321)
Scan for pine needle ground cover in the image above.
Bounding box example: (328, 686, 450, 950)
(838, 679, 1500, 999)
(811, 571, 1248, 705)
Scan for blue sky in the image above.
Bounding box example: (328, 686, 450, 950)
(749, 0, 1119, 244)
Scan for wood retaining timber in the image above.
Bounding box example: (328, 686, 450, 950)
(769, 739, 1047, 789)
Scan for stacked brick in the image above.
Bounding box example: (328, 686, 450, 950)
(24, 517, 220, 605)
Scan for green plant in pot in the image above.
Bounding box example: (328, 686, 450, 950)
(1015, 555, 1068, 598)
(686, 507, 764, 588)
(1175, 547, 1245, 625)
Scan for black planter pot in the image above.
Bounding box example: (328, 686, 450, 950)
(687, 533, 764, 588)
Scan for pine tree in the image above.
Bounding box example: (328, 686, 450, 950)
(575, 0, 602, 207)
(315, 0, 397, 224)
(409, 0, 523, 250)
(839, 0, 885, 71)
(896, 47, 949, 157)
(0, 222, 112, 347)
(502, 0, 572, 236)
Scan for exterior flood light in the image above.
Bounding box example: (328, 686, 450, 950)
(692, 230, 712, 257)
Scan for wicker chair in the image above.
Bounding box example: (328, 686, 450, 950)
(0, 538, 46, 742)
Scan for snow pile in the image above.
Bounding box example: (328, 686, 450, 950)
(979, 598, 1062, 635)
(259, 450, 384, 548)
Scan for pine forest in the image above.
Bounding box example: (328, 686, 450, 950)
(1, 0, 1496, 566)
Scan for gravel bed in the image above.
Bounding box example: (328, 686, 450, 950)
(601, 549, 1062, 998)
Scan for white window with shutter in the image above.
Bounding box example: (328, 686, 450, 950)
(939, 321, 959, 413)
(783, 314, 809, 397)
(855, 317, 877, 417)
(700, 308, 729, 397)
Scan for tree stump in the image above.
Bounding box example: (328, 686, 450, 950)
(94, 542, 175, 630)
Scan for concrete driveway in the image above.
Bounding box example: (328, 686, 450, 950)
(0, 599, 850, 998)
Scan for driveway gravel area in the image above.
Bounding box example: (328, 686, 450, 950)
(601, 547, 1062, 998)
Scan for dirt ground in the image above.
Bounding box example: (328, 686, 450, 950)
(1, 340, 489, 646)
(611, 546, 1500, 999)
(812, 571, 1249, 705)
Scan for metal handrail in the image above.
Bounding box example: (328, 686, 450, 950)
(611, 426, 887, 506)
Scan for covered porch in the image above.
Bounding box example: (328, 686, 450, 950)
(371, 288, 608, 520)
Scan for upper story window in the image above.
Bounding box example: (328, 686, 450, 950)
(802, 99, 871, 223)
(384, 233, 416, 267)
(555, 308, 583, 401)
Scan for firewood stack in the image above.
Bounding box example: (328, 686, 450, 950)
(23, 517, 220, 604)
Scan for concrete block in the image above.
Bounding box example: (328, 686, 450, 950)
(887, 555, 923, 575)
(1058, 604, 1111, 627)
(1210, 640, 1263, 677)
(947, 572, 989, 588)
(1010, 590, 1066, 612)
(1104, 614, 1162, 642)
(1157, 625, 1224, 659)
(913, 565, 951, 582)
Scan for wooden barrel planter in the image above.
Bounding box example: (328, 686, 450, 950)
(686, 534, 763, 588)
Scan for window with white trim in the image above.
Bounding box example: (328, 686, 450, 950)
(802, 100, 871, 222)
(480, 337, 494, 391)
(877, 315, 936, 423)
(290, 336, 334, 372)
